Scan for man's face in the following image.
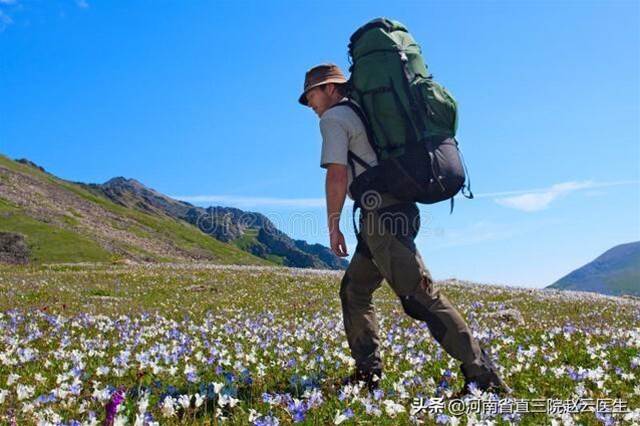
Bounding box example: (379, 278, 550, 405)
(305, 85, 335, 118)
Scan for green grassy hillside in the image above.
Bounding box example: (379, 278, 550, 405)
(0, 155, 271, 265)
(549, 241, 640, 296)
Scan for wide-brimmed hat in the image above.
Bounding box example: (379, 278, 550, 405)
(298, 63, 348, 106)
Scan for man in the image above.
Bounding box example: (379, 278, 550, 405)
(299, 63, 511, 397)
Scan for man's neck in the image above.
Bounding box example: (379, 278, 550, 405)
(329, 96, 348, 109)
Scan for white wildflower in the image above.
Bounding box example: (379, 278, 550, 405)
(334, 409, 349, 424)
(7, 373, 19, 386)
(161, 396, 176, 418)
(194, 393, 205, 408)
(16, 384, 35, 401)
(382, 399, 405, 417)
(218, 393, 239, 407)
(113, 414, 127, 426)
(178, 394, 191, 409)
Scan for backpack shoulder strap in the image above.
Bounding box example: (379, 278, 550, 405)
(334, 99, 379, 160)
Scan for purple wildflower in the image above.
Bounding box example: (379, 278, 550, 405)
(287, 399, 308, 423)
(436, 413, 451, 424)
(595, 411, 616, 426)
(104, 386, 126, 426)
(372, 389, 384, 400)
(253, 415, 280, 426)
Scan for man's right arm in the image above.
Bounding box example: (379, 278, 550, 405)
(319, 113, 350, 257)
(325, 163, 348, 257)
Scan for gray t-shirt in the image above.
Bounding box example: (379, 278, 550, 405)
(319, 99, 378, 199)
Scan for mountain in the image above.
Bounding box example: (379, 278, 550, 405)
(548, 242, 640, 296)
(0, 155, 347, 269)
(83, 176, 348, 269)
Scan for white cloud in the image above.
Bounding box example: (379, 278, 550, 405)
(424, 220, 524, 249)
(488, 180, 638, 212)
(75, 0, 88, 8)
(173, 180, 638, 211)
(0, 10, 12, 32)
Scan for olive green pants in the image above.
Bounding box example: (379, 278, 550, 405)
(340, 197, 488, 377)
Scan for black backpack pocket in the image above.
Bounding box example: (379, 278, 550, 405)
(349, 137, 466, 205)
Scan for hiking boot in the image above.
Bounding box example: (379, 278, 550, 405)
(450, 371, 512, 399)
(341, 367, 382, 392)
(454, 349, 512, 398)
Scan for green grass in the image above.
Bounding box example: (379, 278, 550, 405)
(232, 233, 286, 265)
(0, 264, 637, 425)
(0, 201, 113, 263)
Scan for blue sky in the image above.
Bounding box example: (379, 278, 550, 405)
(1, 0, 638, 288)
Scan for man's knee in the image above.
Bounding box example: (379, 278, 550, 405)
(399, 277, 447, 343)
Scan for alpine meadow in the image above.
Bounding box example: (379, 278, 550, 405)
(1, 1, 639, 425)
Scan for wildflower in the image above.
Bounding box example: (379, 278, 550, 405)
(96, 366, 110, 376)
(218, 393, 239, 408)
(194, 393, 205, 408)
(624, 409, 640, 423)
(254, 414, 280, 426)
(16, 384, 35, 401)
(382, 399, 405, 417)
(113, 414, 127, 426)
(178, 394, 191, 409)
(436, 414, 451, 424)
(184, 363, 199, 383)
(104, 387, 125, 426)
(363, 400, 382, 416)
(286, 397, 308, 423)
(7, 373, 20, 386)
(82, 411, 99, 426)
(334, 408, 354, 424)
(160, 396, 176, 418)
(304, 387, 324, 408)
(212, 381, 224, 393)
(372, 388, 384, 401)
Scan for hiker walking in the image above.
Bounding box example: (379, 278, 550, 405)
(298, 18, 511, 398)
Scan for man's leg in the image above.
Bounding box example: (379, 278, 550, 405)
(339, 242, 384, 373)
(361, 201, 506, 385)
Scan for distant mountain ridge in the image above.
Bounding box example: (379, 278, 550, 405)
(0, 155, 347, 269)
(85, 176, 347, 269)
(548, 241, 640, 296)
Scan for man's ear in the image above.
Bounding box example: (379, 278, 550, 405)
(324, 83, 335, 96)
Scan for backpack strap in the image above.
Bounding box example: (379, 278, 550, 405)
(335, 99, 379, 159)
(454, 137, 474, 200)
(348, 151, 372, 170)
(330, 99, 380, 237)
(346, 151, 371, 237)
(448, 138, 474, 215)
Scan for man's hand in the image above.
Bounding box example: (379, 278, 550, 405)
(330, 229, 348, 257)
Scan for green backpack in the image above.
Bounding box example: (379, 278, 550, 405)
(344, 18, 473, 210)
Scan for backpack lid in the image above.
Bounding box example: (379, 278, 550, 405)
(349, 17, 408, 46)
